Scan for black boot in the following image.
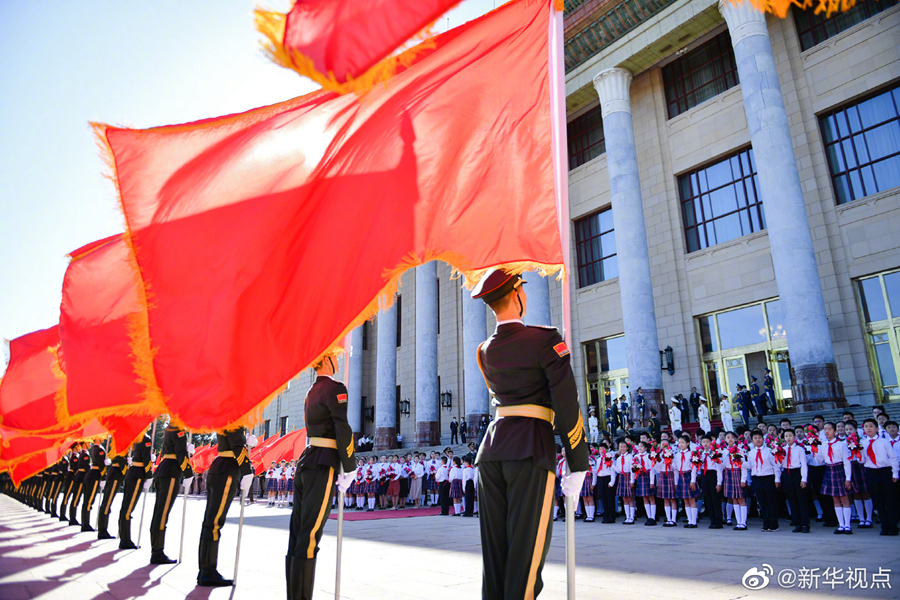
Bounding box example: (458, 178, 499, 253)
(287, 556, 316, 600)
(197, 538, 233, 587)
(97, 512, 114, 540)
(149, 529, 176, 564)
(118, 518, 137, 550)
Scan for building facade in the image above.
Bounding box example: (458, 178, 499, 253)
(256, 0, 900, 447)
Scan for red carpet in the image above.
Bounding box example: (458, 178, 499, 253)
(328, 506, 443, 521)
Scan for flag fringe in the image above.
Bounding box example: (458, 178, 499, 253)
(253, 2, 449, 96)
(726, 0, 856, 19)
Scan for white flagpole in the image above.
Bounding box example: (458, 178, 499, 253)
(136, 419, 157, 549)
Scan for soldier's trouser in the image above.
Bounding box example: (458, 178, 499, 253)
(69, 472, 86, 523)
(286, 464, 335, 600)
(198, 457, 239, 577)
(118, 472, 144, 546)
(478, 459, 556, 600)
(81, 469, 103, 526)
(98, 476, 122, 535)
(149, 475, 182, 554)
(59, 478, 75, 520)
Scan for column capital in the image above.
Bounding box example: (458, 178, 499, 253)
(718, 0, 768, 46)
(592, 67, 633, 119)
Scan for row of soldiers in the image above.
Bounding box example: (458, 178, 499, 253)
(2, 422, 254, 587)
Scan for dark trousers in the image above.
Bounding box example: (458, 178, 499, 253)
(97, 475, 122, 534)
(451, 430, 459, 444)
(464, 480, 475, 516)
(598, 475, 615, 522)
(81, 469, 103, 526)
(478, 459, 555, 600)
(439, 481, 451, 515)
(461, 430, 467, 444)
(199, 457, 240, 577)
(739, 409, 751, 428)
(118, 471, 145, 544)
(752, 474, 778, 529)
(782, 468, 809, 527)
(149, 475, 183, 552)
(864, 467, 899, 534)
(60, 477, 75, 518)
(702, 470, 723, 526)
(287, 464, 335, 600)
(69, 472, 86, 522)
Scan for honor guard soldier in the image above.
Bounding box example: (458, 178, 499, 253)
(750, 376, 766, 420)
(286, 355, 355, 600)
(69, 442, 90, 526)
(119, 426, 154, 550)
(48, 458, 64, 517)
(764, 368, 777, 415)
(197, 427, 257, 587)
(471, 269, 589, 600)
(149, 424, 193, 564)
(80, 441, 108, 532)
(98, 450, 128, 540)
(59, 446, 77, 522)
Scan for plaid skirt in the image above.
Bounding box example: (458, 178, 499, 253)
(426, 475, 439, 491)
(581, 473, 594, 497)
(820, 464, 848, 497)
(634, 473, 652, 497)
(655, 471, 676, 499)
(450, 480, 464, 499)
(279, 479, 290, 492)
(675, 475, 700, 499)
(555, 477, 564, 498)
(850, 461, 868, 494)
(348, 479, 362, 495)
(616, 475, 634, 498)
(723, 468, 748, 499)
(364, 480, 379, 494)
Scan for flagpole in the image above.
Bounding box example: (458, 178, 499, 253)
(335, 466, 344, 600)
(549, 4, 575, 599)
(178, 430, 191, 563)
(136, 418, 158, 548)
(233, 493, 245, 585)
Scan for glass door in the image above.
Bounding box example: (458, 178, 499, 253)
(724, 356, 748, 415)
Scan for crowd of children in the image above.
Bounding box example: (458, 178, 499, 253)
(264, 459, 296, 507)
(559, 407, 899, 535)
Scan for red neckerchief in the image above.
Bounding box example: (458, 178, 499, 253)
(867, 438, 878, 467)
(755, 448, 764, 469)
(828, 440, 835, 462)
(787, 445, 792, 467)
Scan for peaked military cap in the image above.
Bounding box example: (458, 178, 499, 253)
(471, 268, 523, 304)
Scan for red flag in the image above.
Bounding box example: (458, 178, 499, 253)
(250, 433, 281, 468)
(254, 429, 307, 475)
(94, 0, 564, 431)
(0, 327, 67, 433)
(2, 419, 108, 485)
(59, 234, 164, 421)
(255, 0, 461, 94)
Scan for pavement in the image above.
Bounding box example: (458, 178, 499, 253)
(0, 492, 897, 599)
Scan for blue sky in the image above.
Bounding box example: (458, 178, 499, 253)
(0, 0, 496, 357)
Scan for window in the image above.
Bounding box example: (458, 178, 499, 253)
(396, 294, 402, 347)
(263, 420, 270, 439)
(362, 320, 369, 351)
(582, 335, 628, 427)
(716, 305, 767, 350)
(820, 84, 900, 204)
(574, 208, 617, 287)
(793, 1, 898, 52)
(662, 31, 738, 119)
(567, 105, 605, 169)
(855, 270, 900, 402)
(679, 147, 764, 252)
(279, 416, 289, 436)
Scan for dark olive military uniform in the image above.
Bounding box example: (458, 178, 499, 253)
(149, 426, 193, 563)
(80, 443, 108, 531)
(475, 321, 589, 600)
(119, 431, 153, 549)
(97, 455, 127, 539)
(197, 428, 253, 586)
(48, 459, 65, 517)
(287, 375, 355, 600)
(58, 451, 76, 522)
(68, 448, 90, 525)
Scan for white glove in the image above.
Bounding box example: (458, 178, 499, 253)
(99, 481, 106, 492)
(186, 443, 195, 455)
(336, 472, 355, 494)
(246, 433, 258, 449)
(143, 479, 152, 491)
(240, 474, 253, 498)
(104, 458, 112, 466)
(150, 453, 157, 463)
(559, 463, 588, 499)
(182, 477, 193, 492)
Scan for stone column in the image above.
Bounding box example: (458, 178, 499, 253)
(415, 262, 440, 446)
(346, 326, 364, 442)
(462, 291, 490, 436)
(523, 271, 552, 327)
(375, 303, 398, 450)
(719, 0, 844, 411)
(593, 67, 665, 424)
